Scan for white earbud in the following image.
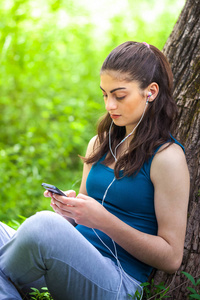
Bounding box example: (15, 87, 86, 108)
(146, 91, 152, 104)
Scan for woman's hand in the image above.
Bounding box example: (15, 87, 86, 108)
(44, 190, 77, 225)
(48, 193, 110, 229)
(44, 189, 76, 199)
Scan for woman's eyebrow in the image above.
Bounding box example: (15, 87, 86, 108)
(100, 86, 126, 93)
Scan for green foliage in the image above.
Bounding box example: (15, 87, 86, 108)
(0, 0, 184, 222)
(0, 0, 102, 221)
(29, 287, 53, 300)
(182, 272, 200, 299)
(128, 279, 169, 299)
(141, 280, 170, 299)
(6, 215, 26, 230)
(127, 273, 200, 300)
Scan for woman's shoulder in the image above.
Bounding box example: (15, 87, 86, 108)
(156, 142, 185, 162)
(150, 142, 189, 181)
(85, 135, 100, 157)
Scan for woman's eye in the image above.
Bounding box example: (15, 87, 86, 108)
(116, 96, 125, 100)
(102, 94, 107, 98)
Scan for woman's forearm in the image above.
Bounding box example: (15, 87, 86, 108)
(99, 212, 182, 273)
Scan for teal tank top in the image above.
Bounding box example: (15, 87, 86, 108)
(76, 137, 184, 283)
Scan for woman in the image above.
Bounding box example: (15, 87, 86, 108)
(0, 41, 190, 300)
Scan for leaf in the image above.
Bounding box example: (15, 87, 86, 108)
(189, 295, 200, 299)
(196, 279, 200, 286)
(30, 287, 39, 293)
(182, 271, 196, 285)
(141, 282, 150, 287)
(187, 287, 198, 294)
(155, 284, 167, 290)
(41, 287, 49, 291)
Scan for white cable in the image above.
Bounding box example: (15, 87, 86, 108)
(92, 174, 143, 299)
(109, 120, 117, 162)
(92, 229, 124, 300)
(93, 100, 149, 299)
(102, 177, 116, 206)
(92, 177, 143, 299)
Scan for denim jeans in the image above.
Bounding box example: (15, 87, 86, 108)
(0, 211, 142, 300)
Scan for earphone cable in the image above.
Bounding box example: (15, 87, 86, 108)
(93, 98, 150, 299)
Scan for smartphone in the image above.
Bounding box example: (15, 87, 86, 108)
(42, 183, 67, 197)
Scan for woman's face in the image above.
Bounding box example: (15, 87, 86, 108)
(100, 71, 148, 135)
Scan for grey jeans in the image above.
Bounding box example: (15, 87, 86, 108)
(0, 211, 142, 300)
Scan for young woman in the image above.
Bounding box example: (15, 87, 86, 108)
(0, 41, 190, 300)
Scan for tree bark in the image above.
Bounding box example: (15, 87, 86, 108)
(149, 0, 200, 299)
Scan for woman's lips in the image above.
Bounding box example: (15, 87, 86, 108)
(110, 114, 121, 119)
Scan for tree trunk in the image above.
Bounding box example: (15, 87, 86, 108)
(149, 0, 200, 299)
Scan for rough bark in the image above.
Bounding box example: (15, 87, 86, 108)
(149, 0, 200, 299)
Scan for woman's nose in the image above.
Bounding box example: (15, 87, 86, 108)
(105, 96, 117, 111)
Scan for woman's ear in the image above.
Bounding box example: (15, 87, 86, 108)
(146, 82, 159, 102)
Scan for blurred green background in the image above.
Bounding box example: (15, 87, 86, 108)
(0, 0, 185, 222)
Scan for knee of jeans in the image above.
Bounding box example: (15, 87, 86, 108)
(16, 211, 66, 247)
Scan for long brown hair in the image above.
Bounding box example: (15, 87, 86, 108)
(84, 41, 178, 178)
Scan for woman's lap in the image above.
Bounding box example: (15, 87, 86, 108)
(0, 211, 141, 300)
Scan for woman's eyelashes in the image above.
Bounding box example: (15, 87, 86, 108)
(116, 96, 125, 100)
(102, 94, 125, 100)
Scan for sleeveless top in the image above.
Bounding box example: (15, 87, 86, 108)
(76, 137, 184, 283)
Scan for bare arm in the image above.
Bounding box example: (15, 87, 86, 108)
(79, 135, 98, 194)
(97, 143, 190, 273)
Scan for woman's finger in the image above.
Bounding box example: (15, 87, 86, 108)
(65, 190, 76, 197)
(52, 194, 78, 207)
(51, 202, 73, 217)
(44, 190, 52, 197)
